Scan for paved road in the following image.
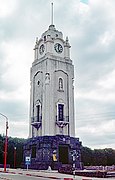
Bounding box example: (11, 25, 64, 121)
(0, 169, 114, 180)
(0, 172, 58, 180)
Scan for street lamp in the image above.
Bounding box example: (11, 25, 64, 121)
(0, 113, 8, 172)
(14, 147, 16, 168)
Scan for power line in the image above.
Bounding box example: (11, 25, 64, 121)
(76, 112, 115, 117)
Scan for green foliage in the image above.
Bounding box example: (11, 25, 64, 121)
(8, 137, 26, 168)
(81, 146, 115, 166)
(0, 135, 4, 163)
(81, 146, 93, 166)
(0, 135, 26, 168)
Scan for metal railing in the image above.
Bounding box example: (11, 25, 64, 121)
(31, 116, 42, 123)
(31, 116, 42, 130)
(56, 116, 69, 129)
(56, 115, 69, 122)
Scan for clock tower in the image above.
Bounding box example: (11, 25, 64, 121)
(23, 10, 82, 170)
(29, 24, 75, 138)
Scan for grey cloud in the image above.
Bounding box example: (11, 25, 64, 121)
(0, 0, 115, 148)
(0, 99, 28, 121)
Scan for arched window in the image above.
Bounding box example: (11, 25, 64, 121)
(59, 78, 63, 90)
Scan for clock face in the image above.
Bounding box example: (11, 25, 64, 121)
(54, 43, 63, 53)
(39, 44, 45, 55)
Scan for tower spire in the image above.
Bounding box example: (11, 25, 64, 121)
(51, 2, 54, 25)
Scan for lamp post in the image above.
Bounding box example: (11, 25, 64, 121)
(0, 113, 8, 172)
(14, 147, 16, 168)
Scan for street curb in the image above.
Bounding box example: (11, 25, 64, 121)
(0, 170, 61, 179)
(0, 170, 94, 180)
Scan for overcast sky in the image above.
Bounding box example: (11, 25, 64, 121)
(0, 0, 115, 150)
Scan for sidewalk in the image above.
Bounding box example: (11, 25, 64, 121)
(0, 168, 114, 180)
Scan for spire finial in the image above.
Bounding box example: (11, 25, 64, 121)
(51, 2, 54, 25)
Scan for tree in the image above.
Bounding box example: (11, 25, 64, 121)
(7, 137, 26, 168)
(81, 146, 93, 166)
(0, 135, 26, 168)
(81, 146, 115, 166)
(0, 135, 4, 164)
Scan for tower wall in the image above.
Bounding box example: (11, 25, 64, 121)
(29, 55, 75, 137)
(24, 24, 82, 170)
(23, 135, 82, 170)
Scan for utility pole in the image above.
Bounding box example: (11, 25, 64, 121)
(0, 113, 8, 172)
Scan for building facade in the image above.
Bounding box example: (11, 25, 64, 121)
(23, 24, 82, 170)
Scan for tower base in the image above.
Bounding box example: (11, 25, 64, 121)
(23, 135, 82, 170)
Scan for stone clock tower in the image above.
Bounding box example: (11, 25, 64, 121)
(23, 22, 82, 170)
(29, 24, 75, 138)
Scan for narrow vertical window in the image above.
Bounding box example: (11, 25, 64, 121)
(36, 105, 40, 122)
(58, 104, 64, 121)
(59, 78, 63, 90)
